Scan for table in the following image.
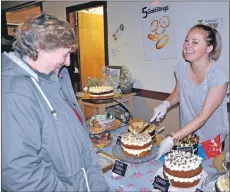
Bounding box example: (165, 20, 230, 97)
(100, 125, 217, 192)
(78, 92, 136, 119)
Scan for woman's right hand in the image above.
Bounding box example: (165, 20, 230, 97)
(150, 100, 171, 122)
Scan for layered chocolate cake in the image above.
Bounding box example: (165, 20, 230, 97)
(88, 85, 114, 98)
(163, 150, 203, 188)
(121, 132, 152, 157)
(128, 119, 156, 143)
(172, 133, 199, 154)
(215, 174, 230, 192)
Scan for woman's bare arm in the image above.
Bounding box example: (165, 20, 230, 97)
(166, 78, 180, 107)
(173, 82, 228, 140)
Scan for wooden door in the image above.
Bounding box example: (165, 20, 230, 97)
(78, 11, 105, 88)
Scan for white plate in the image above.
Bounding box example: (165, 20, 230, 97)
(153, 167, 208, 192)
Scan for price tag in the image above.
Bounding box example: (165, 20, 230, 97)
(195, 188, 204, 192)
(116, 135, 122, 145)
(177, 146, 193, 154)
(112, 159, 128, 177)
(152, 175, 170, 192)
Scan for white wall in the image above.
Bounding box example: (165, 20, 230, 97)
(43, 1, 229, 93)
(107, 1, 229, 93)
(42, 1, 83, 19)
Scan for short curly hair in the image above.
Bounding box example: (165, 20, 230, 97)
(13, 13, 77, 60)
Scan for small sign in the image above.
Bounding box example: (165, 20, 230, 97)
(152, 175, 170, 192)
(195, 188, 204, 192)
(116, 135, 122, 145)
(198, 18, 223, 29)
(112, 160, 128, 177)
(177, 146, 193, 154)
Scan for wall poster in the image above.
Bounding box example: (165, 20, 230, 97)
(141, 2, 177, 60)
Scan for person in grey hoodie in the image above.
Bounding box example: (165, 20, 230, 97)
(2, 13, 109, 192)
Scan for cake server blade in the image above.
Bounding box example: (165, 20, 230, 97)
(139, 120, 155, 134)
(138, 119, 163, 134)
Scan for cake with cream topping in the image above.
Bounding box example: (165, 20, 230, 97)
(172, 133, 199, 154)
(215, 174, 230, 192)
(163, 150, 203, 188)
(88, 85, 114, 98)
(121, 132, 152, 157)
(128, 119, 156, 143)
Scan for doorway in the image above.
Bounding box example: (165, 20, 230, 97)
(66, 1, 109, 92)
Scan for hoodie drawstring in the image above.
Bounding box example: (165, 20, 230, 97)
(30, 77, 57, 120)
(81, 168, 90, 192)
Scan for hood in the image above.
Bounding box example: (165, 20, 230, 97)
(2, 52, 39, 82)
(2, 51, 57, 120)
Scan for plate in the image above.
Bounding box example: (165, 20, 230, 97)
(153, 167, 208, 192)
(88, 99, 115, 104)
(108, 119, 122, 131)
(92, 137, 113, 149)
(89, 126, 107, 135)
(112, 144, 159, 164)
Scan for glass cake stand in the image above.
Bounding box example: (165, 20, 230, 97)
(201, 170, 229, 191)
(112, 144, 159, 164)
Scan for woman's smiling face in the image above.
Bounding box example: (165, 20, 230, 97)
(183, 28, 213, 63)
(37, 47, 72, 74)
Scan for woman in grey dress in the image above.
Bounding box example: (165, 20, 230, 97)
(153, 24, 229, 160)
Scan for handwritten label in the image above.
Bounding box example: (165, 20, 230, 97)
(195, 188, 204, 192)
(177, 146, 193, 154)
(152, 175, 170, 192)
(116, 135, 122, 145)
(112, 160, 128, 177)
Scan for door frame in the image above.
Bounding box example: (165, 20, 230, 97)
(66, 1, 109, 90)
(1, 2, 43, 37)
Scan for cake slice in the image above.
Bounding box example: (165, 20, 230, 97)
(128, 119, 156, 143)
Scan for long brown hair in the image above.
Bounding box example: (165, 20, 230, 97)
(190, 24, 222, 61)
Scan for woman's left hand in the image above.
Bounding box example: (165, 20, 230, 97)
(155, 136, 174, 160)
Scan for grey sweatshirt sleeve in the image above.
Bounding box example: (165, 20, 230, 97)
(83, 142, 109, 192)
(2, 93, 72, 192)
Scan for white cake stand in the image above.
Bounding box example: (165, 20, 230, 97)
(153, 167, 208, 192)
